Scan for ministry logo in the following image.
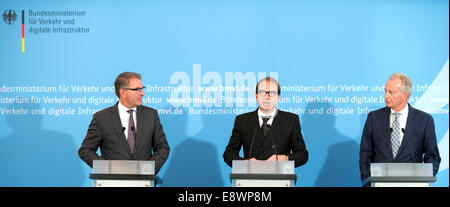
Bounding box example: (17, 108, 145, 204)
(2, 10, 17, 25)
(2, 10, 23, 52)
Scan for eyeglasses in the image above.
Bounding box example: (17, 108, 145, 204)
(123, 87, 146, 92)
(257, 90, 278, 97)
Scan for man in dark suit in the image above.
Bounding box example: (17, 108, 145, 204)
(223, 77, 308, 168)
(359, 73, 441, 182)
(79, 72, 170, 174)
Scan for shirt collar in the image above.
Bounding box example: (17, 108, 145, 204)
(118, 101, 137, 113)
(390, 104, 408, 115)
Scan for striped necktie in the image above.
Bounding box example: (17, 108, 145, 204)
(391, 112, 401, 158)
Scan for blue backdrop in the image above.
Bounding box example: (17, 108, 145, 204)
(0, 0, 448, 187)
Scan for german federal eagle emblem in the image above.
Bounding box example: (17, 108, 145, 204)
(3, 10, 17, 25)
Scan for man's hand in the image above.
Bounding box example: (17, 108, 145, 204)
(266, 154, 288, 161)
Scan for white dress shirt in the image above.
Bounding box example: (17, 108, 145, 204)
(390, 105, 409, 145)
(118, 101, 137, 140)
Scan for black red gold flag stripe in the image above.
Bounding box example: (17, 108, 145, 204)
(22, 10, 25, 53)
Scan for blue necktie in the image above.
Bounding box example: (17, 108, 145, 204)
(391, 112, 401, 158)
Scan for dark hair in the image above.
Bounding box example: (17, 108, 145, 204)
(255, 77, 281, 95)
(114, 72, 142, 98)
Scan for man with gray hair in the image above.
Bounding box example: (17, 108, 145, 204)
(79, 72, 170, 174)
(359, 72, 441, 184)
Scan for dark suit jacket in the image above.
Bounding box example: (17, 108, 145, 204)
(223, 109, 308, 168)
(359, 104, 441, 180)
(78, 102, 170, 174)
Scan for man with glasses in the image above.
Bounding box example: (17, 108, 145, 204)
(79, 72, 170, 174)
(223, 77, 308, 168)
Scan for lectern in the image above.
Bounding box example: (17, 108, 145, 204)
(89, 160, 156, 187)
(365, 163, 436, 187)
(230, 160, 297, 187)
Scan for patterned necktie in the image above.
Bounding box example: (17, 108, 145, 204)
(391, 112, 401, 158)
(261, 117, 271, 137)
(127, 109, 136, 154)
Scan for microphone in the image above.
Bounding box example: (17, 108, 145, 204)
(247, 127, 258, 160)
(402, 128, 417, 163)
(267, 125, 279, 161)
(131, 126, 136, 137)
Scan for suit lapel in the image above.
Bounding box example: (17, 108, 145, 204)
(135, 106, 145, 152)
(246, 110, 264, 155)
(381, 107, 393, 161)
(110, 102, 132, 156)
(248, 109, 259, 126)
(398, 104, 415, 157)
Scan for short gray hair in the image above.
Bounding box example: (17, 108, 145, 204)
(389, 72, 412, 98)
(114, 72, 142, 98)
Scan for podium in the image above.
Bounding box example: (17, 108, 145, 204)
(229, 160, 297, 187)
(364, 163, 436, 187)
(89, 160, 156, 187)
